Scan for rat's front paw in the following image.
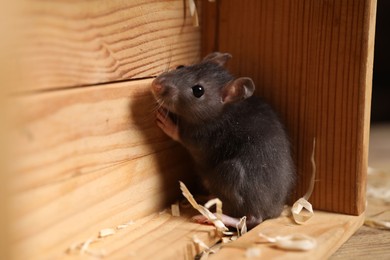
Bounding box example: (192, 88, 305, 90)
(156, 108, 180, 142)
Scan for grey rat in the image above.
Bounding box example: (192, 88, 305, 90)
(151, 52, 295, 229)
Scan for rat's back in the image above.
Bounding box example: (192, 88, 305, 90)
(195, 95, 295, 225)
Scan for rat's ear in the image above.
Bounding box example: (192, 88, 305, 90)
(222, 77, 255, 103)
(203, 52, 232, 67)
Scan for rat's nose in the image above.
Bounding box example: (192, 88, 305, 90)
(151, 77, 164, 95)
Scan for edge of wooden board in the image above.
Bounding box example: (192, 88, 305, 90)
(211, 211, 364, 260)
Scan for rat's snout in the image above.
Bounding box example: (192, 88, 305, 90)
(151, 76, 177, 99)
(151, 77, 164, 95)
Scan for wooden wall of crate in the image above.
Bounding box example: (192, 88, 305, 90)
(6, 1, 200, 259)
(202, 0, 376, 215)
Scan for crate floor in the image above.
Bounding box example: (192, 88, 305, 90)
(61, 208, 363, 259)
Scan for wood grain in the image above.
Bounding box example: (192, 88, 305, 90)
(11, 0, 201, 93)
(69, 209, 220, 260)
(211, 211, 364, 260)
(9, 78, 196, 259)
(331, 225, 390, 259)
(202, 0, 377, 215)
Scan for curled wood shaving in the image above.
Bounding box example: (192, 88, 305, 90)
(236, 216, 247, 237)
(258, 233, 317, 251)
(171, 202, 181, 217)
(179, 181, 229, 233)
(291, 198, 314, 224)
(204, 198, 223, 221)
(292, 138, 316, 224)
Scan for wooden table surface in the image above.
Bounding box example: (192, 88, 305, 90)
(331, 124, 390, 259)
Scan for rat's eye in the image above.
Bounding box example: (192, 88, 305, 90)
(176, 65, 185, 69)
(192, 85, 204, 98)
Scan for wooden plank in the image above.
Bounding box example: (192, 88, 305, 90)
(201, 0, 218, 56)
(28, 208, 220, 260)
(202, 0, 377, 215)
(11, 0, 201, 93)
(212, 211, 364, 260)
(9, 78, 195, 259)
(68, 210, 220, 260)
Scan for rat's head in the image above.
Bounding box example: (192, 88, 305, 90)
(151, 52, 255, 124)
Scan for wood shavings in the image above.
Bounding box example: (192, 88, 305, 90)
(245, 247, 261, 258)
(193, 235, 215, 260)
(179, 181, 229, 233)
(364, 209, 390, 230)
(236, 216, 247, 237)
(99, 228, 115, 238)
(186, 0, 215, 27)
(292, 198, 314, 224)
(292, 138, 316, 224)
(204, 198, 223, 221)
(116, 220, 134, 230)
(67, 220, 134, 256)
(364, 219, 390, 230)
(171, 202, 181, 216)
(193, 235, 214, 252)
(365, 168, 390, 230)
(188, 0, 199, 26)
(221, 237, 231, 243)
(67, 238, 106, 257)
(258, 233, 317, 251)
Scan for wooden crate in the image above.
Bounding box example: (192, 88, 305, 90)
(1, 0, 376, 259)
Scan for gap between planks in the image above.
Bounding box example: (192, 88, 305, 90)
(10, 76, 157, 97)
